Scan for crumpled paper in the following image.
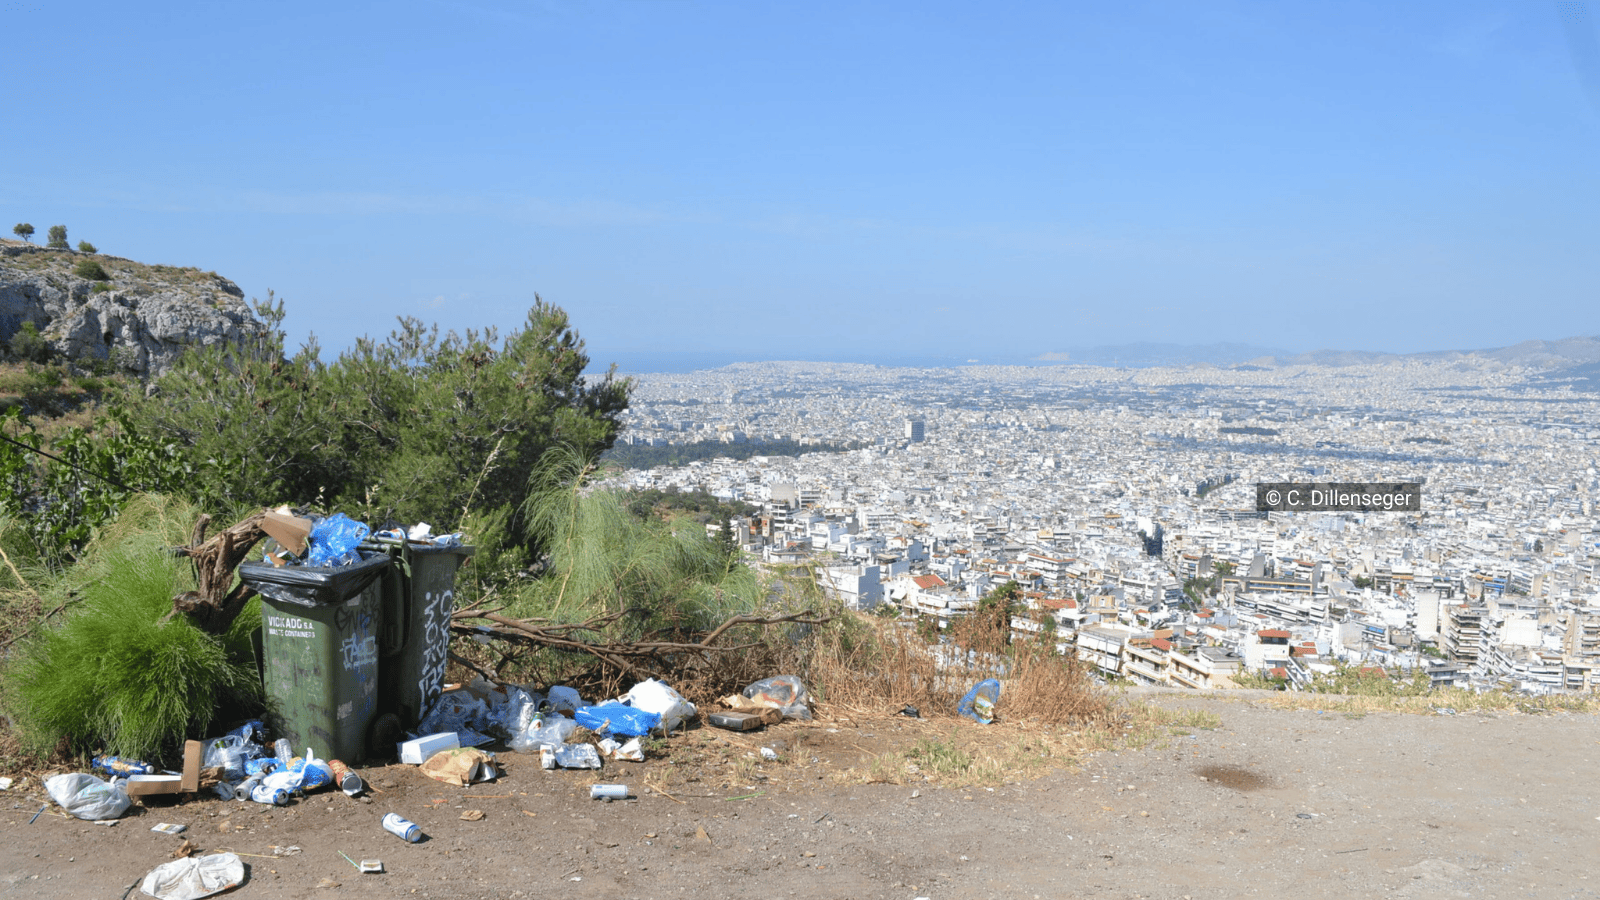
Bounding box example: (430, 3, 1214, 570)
(419, 748, 498, 787)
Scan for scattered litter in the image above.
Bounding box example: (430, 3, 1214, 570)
(740, 675, 811, 720)
(92, 755, 156, 778)
(575, 702, 661, 737)
(546, 685, 584, 713)
(707, 710, 774, 731)
(590, 784, 629, 802)
(957, 679, 1002, 724)
(152, 823, 188, 835)
(359, 860, 383, 874)
(624, 678, 697, 734)
(420, 747, 498, 786)
(270, 845, 302, 857)
(509, 715, 577, 754)
(0, 776, 13, 790)
(399, 732, 460, 765)
(1433, 707, 1458, 716)
(139, 852, 245, 900)
(459, 809, 485, 821)
(760, 747, 779, 761)
(899, 705, 921, 718)
(599, 737, 645, 762)
(1296, 813, 1314, 820)
(45, 773, 131, 821)
(542, 743, 602, 769)
(382, 813, 423, 842)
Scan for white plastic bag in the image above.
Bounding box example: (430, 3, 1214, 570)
(624, 678, 697, 735)
(140, 852, 245, 900)
(545, 685, 583, 713)
(45, 773, 130, 821)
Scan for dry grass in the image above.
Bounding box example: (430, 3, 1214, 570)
(1230, 686, 1600, 717)
(798, 610, 1114, 728)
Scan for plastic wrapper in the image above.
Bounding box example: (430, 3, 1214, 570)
(508, 714, 576, 754)
(599, 737, 645, 761)
(307, 513, 370, 567)
(958, 678, 1002, 724)
(624, 678, 697, 735)
(549, 742, 601, 769)
(575, 702, 661, 737)
(139, 852, 245, 900)
(742, 675, 812, 720)
(417, 691, 490, 738)
(489, 687, 541, 738)
(45, 773, 131, 821)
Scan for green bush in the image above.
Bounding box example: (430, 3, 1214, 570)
(76, 241, 97, 253)
(46, 225, 68, 249)
(73, 260, 110, 281)
(1, 536, 262, 761)
(8, 321, 51, 363)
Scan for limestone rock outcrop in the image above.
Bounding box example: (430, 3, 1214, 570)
(0, 240, 267, 379)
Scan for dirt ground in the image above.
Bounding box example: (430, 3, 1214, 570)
(2, 690, 1597, 900)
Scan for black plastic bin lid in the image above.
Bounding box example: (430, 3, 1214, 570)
(238, 550, 391, 608)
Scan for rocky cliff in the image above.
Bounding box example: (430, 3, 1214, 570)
(0, 239, 267, 378)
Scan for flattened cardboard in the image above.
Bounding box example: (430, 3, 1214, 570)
(261, 511, 312, 557)
(124, 741, 203, 796)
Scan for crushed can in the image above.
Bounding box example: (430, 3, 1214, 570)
(250, 784, 289, 806)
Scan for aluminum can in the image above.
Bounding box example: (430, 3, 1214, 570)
(382, 813, 422, 843)
(250, 784, 289, 806)
(327, 759, 363, 796)
(590, 784, 628, 801)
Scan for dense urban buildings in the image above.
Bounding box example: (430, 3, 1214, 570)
(603, 355, 1600, 695)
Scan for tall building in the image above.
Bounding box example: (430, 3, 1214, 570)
(904, 418, 925, 443)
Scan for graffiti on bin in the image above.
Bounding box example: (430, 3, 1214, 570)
(418, 589, 452, 715)
(341, 634, 378, 671)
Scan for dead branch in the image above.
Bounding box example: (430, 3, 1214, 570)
(171, 510, 268, 633)
(445, 607, 832, 682)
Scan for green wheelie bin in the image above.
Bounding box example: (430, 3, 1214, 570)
(238, 551, 391, 762)
(367, 540, 474, 730)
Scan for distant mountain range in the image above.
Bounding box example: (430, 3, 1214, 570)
(1030, 336, 1600, 371)
(596, 336, 1600, 376)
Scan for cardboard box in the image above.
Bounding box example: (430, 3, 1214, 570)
(261, 510, 312, 557)
(124, 741, 203, 796)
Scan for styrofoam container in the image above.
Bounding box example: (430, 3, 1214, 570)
(398, 732, 460, 765)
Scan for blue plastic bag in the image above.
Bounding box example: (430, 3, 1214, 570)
(574, 702, 661, 737)
(307, 514, 370, 566)
(957, 679, 1001, 724)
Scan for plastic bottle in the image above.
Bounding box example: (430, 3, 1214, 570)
(382, 813, 422, 842)
(92, 755, 156, 777)
(273, 738, 294, 764)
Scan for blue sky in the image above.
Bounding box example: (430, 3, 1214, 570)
(7, 1, 1598, 369)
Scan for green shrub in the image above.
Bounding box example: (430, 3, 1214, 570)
(76, 241, 97, 254)
(8, 321, 51, 363)
(1, 537, 262, 761)
(46, 225, 68, 249)
(73, 260, 110, 281)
